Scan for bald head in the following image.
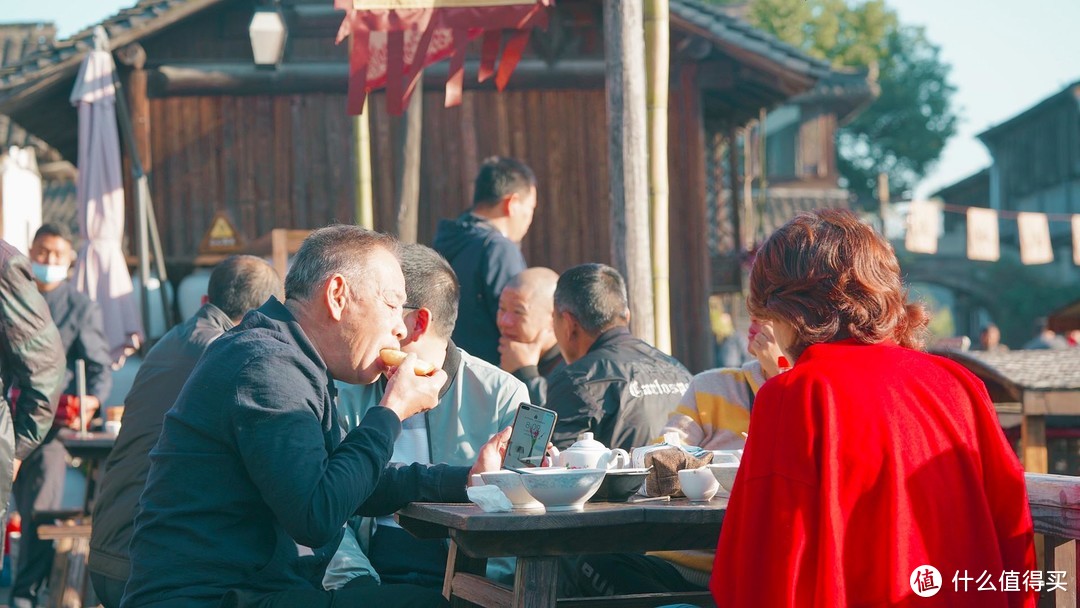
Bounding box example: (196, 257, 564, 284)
(498, 267, 559, 346)
(506, 267, 558, 306)
(208, 255, 283, 321)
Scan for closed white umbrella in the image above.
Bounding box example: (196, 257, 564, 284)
(70, 27, 145, 364)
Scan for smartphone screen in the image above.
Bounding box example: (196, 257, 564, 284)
(503, 403, 558, 469)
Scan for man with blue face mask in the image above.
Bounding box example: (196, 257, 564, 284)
(11, 223, 112, 608)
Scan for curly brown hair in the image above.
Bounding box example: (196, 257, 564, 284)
(746, 208, 929, 354)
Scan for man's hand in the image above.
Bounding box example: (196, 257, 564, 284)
(498, 336, 544, 373)
(380, 353, 448, 421)
(66, 395, 101, 431)
(468, 426, 512, 483)
(13, 458, 21, 480)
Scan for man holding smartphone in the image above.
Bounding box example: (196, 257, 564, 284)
(122, 228, 510, 608)
(336, 243, 530, 588)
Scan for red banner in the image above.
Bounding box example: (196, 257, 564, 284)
(335, 0, 553, 115)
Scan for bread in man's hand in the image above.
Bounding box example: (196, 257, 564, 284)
(379, 348, 437, 376)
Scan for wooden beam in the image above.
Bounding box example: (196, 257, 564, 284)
(604, 0, 655, 344)
(1022, 414, 1048, 474)
(393, 77, 423, 243)
(147, 60, 608, 98)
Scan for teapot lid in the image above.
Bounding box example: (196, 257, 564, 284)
(568, 432, 608, 452)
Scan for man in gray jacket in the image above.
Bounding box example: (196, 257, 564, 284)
(89, 255, 282, 608)
(336, 243, 529, 587)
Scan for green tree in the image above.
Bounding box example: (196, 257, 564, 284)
(707, 0, 958, 204)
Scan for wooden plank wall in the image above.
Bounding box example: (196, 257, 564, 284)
(147, 93, 354, 257)
(145, 84, 711, 369)
(367, 88, 614, 273)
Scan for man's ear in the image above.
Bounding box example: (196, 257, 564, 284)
(324, 274, 348, 321)
(401, 307, 432, 345)
(500, 193, 517, 217)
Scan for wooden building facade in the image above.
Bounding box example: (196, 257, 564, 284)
(0, 0, 845, 371)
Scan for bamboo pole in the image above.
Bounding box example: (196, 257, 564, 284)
(644, 0, 671, 355)
(351, 34, 374, 230)
(604, 0, 655, 343)
(353, 113, 374, 230)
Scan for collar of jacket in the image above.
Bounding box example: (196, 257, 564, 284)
(586, 325, 634, 355)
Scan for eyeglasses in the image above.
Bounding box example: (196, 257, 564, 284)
(403, 305, 420, 311)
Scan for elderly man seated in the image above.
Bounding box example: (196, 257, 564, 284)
(121, 227, 509, 608)
(497, 267, 565, 404)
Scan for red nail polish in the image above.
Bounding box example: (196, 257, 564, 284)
(778, 356, 791, 369)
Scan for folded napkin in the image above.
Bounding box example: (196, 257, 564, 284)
(467, 484, 514, 512)
(642, 447, 714, 497)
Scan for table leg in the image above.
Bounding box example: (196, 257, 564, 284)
(445, 539, 487, 608)
(511, 556, 558, 608)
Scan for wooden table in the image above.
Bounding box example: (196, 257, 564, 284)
(57, 429, 117, 514)
(397, 499, 726, 608)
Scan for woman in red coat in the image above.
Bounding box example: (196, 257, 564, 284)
(711, 209, 1036, 607)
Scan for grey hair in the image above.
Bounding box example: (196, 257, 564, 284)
(208, 255, 283, 320)
(553, 263, 630, 335)
(284, 225, 398, 302)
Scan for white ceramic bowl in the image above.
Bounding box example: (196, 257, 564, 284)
(707, 463, 740, 493)
(481, 470, 544, 511)
(518, 468, 607, 512)
(679, 467, 720, 502)
(709, 450, 742, 466)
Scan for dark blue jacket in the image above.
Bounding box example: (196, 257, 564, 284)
(90, 303, 234, 582)
(433, 212, 526, 365)
(122, 298, 469, 608)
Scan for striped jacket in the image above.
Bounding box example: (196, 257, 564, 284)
(660, 360, 765, 451)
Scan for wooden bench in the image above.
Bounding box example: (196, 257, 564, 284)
(37, 518, 94, 608)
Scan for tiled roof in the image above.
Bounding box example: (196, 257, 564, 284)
(938, 349, 1080, 392)
(0, 23, 63, 165)
(0, 0, 225, 108)
(669, 0, 832, 80)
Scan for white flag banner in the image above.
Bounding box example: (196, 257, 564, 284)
(1073, 214, 1080, 266)
(966, 207, 999, 261)
(905, 200, 939, 254)
(1017, 212, 1053, 265)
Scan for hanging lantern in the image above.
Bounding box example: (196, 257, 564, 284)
(335, 0, 553, 115)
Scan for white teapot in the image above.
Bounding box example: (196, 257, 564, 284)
(547, 432, 631, 470)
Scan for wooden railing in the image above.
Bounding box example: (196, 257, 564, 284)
(1028, 473, 1080, 607)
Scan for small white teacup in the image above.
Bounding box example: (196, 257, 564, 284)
(678, 467, 720, 502)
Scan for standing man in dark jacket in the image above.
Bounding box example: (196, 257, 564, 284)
(12, 224, 112, 607)
(433, 156, 537, 365)
(0, 239, 64, 580)
(121, 226, 509, 608)
(89, 255, 282, 608)
(546, 264, 691, 451)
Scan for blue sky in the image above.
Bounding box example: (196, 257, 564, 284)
(6, 0, 1080, 201)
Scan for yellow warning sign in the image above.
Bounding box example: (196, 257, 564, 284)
(199, 212, 245, 254)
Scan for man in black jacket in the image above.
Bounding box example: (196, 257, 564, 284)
(89, 255, 282, 608)
(546, 264, 691, 451)
(122, 226, 509, 608)
(433, 157, 537, 365)
(0, 239, 64, 576)
(12, 223, 112, 607)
